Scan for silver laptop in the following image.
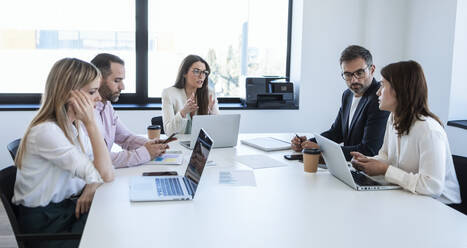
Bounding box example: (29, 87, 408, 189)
(129, 128, 213, 202)
(314, 134, 400, 191)
(180, 114, 240, 149)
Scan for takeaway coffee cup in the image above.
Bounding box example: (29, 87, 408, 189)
(147, 125, 161, 140)
(303, 148, 321, 173)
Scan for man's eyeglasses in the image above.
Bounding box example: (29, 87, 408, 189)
(192, 68, 210, 77)
(341, 65, 372, 81)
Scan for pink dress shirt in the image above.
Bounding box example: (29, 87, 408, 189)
(94, 101, 151, 168)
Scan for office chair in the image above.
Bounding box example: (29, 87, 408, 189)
(0, 166, 82, 248)
(449, 155, 467, 215)
(151, 116, 165, 134)
(7, 139, 21, 162)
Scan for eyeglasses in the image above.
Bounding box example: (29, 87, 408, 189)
(192, 68, 210, 77)
(341, 65, 372, 81)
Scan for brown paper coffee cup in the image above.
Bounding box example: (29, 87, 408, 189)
(147, 125, 161, 139)
(303, 148, 321, 173)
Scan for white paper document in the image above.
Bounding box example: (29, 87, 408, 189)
(235, 154, 288, 169)
(219, 170, 256, 186)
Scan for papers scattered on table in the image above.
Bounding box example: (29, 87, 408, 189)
(219, 170, 256, 186)
(147, 153, 183, 165)
(235, 154, 288, 169)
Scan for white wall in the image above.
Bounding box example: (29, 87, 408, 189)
(404, 0, 457, 124)
(1, 0, 465, 167)
(449, 0, 467, 120)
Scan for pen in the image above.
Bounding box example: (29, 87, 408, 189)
(295, 134, 302, 141)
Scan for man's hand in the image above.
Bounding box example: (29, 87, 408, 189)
(291, 135, 307, 152)
(350, 151, 388, 176)
(144, 142, 169, 160)
(75, 183, 101, 219)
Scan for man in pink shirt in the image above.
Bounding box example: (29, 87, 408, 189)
(91, 53, 167, 168)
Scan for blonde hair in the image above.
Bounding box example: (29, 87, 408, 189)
(15, 58, 101, 168)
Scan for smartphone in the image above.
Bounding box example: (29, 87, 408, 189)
(142, 171, 178, 176)
(162, 133, 177, 144)
(284, 154, 303, 160)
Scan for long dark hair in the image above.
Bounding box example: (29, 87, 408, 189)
(380, 60, 442, 136)
(173, 55, 211, 115)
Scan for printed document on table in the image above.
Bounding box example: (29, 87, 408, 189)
(235, 154, 288, 169)
(219, 170, 256, 186)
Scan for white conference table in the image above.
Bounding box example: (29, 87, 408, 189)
(79, 133, 467, 248)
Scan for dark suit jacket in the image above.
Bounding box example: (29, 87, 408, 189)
(314, 79, 389, 161)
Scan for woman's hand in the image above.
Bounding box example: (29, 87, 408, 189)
(75, 183, 101, 219)
(180, 93, 198, 118)
(350, 151, 389, 176)
(68, 90, 95, 126)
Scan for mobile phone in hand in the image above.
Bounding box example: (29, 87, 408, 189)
(142, 171, 178, 176)
(284, 154, 303, 160)
(162, 133, 177, 144)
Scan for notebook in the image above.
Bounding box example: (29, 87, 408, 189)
(240, 137, 291, 151)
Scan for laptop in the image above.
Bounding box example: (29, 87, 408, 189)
(129, 128, 213, 201)
(180, 114, 240, 149)
(314, 134, 400, 191)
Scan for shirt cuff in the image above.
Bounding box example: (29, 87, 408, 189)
(137, 146, 152, 164)
(384, 165, 417, 193)
(83, 163, 104, 184)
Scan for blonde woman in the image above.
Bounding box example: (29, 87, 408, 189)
(162, 54, 219, 135)
(12, 58, 114, 248)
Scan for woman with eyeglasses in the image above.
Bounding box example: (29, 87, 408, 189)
(12, 58, 114, 247)
(350, 60, 460, 204)
(162, 54, 219, 135)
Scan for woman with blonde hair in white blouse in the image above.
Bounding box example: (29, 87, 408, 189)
(161, 54, 219, 135)
(13, 58, 114, 248)
(351, 60, 460, 204)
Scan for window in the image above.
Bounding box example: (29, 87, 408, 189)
(0, 0, 135, 102)
(148, 0, 289, 98)
(0, 0, 291, 107)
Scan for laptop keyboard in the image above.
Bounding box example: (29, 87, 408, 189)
(155, 178, 184, 196)
(351, 171, 380, 186)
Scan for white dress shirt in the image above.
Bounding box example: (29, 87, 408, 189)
(161, 86, 219, 135)
(12, 121, 103, 207)
(374, 115, 461, 204)
(348, 96, 361, 129)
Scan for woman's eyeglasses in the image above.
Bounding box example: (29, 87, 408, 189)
(192, 68, 210, 77)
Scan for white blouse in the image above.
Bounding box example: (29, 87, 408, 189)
(374, 115, 461, 204)
(12, 121, 103, 207)
(161, 86, 219, 135)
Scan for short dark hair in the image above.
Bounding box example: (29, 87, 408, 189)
(90, 53, 124, 78)
(381, 60, 442, 136)
(339, 45, 373, 66)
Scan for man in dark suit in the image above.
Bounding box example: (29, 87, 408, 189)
(292, 45, 389, 161)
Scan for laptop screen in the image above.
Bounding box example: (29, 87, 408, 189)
(184, 128, 213, 196)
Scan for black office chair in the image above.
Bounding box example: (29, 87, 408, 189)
(7, 139, 21, 162)
(151, 116, 165, 134)
(448, 155, 467, 215)
(0, 166, 82, 248)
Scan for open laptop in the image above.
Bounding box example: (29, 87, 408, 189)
(314, 134, 400, 191)
(180, 114, 240, 149)
(129, 128, 213, 201)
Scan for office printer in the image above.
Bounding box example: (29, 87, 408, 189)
(245, 76, 295, 108)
